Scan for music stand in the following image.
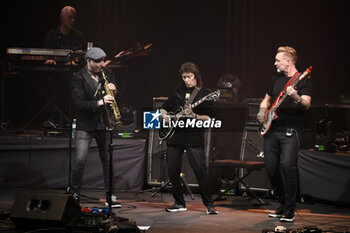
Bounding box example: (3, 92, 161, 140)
(106, 127, 115, 217)
(100, 94, 117, 218)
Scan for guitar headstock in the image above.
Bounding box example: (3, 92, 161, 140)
(205, 90, 221, 101)
(306, 66, 312, 75)
(299, 66, 312, 81)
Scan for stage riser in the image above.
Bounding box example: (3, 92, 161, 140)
(0, 138, 146, 190)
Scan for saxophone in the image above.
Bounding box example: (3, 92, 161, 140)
(100, 69, 122, 126)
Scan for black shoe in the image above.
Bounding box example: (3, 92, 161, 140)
(268, 206, 284, 218)
(280, 209, 295, 222)
(206, 205, 219, 215)
(165, 203, 187, 212)
(105, 194, 121, 208)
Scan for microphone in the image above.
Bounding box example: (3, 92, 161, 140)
(94, 83, 102, 97)
(98, 76, 105, 85)
(94, 78, 105, 97)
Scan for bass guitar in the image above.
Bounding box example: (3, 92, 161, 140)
(158, 90, 221, 141)
(260, 66, 312, 136)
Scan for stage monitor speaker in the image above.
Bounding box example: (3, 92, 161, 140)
(10, 192, 81, 230)
(147, 97, 211, 187)
(239, 125, 270, 192)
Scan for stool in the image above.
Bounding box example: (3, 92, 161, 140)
(213, 159, 267, 205)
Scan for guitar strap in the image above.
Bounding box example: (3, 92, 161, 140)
(184, 86, 201, 108)
(282, 71, 301, 93)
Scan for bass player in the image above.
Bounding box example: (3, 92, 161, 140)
(257, 46, 312, 222)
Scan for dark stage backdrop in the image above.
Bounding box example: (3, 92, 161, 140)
(1, 0, 349, 129)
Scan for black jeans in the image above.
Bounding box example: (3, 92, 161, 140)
(71, 130, 112, 196)
(166, 146, 213, 207)
(264, 129, 299, 211)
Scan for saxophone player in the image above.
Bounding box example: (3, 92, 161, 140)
(71, 47, 121, 208)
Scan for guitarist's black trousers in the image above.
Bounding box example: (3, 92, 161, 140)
(166, 146, 214, 207)
(263, 129, 299, 211)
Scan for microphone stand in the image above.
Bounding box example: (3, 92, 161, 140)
(98, 82, 115, 218)
(66, 116, 73, 194)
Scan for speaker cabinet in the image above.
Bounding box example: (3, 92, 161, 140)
(147, 97, 211, 187)
(239, 126, 270, 192)
(10, 192, 81, 230)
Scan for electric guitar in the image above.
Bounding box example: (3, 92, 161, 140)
(158, 90, 221, 141)
(260, 66, 312, 136)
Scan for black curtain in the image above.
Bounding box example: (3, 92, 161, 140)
(2, 0, 349, 129)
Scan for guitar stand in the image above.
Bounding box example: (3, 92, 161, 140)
(213, 160, 268, 205)
(151, 172, 195, 200)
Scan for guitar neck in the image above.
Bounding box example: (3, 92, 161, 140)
(190, 98, 206, 108)
(291, 76, 301, 88)
(174, 97, 207, 117)
(273, 94, 287, 109)
(175, 98, 205, 117)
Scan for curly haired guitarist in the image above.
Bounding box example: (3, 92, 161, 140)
(160, 62, 218, 215)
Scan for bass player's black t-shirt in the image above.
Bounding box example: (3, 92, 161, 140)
(266, 74, 312, 131)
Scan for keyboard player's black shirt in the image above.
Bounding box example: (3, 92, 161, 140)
(44, 27, 86, 50)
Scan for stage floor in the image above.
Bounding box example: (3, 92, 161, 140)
(1, 188, 350, 233)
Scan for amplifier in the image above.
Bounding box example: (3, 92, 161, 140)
(147, 97, 211, 187)
(239, 126, 270, 192)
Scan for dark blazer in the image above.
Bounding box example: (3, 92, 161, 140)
(71, 66, 116, 131)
